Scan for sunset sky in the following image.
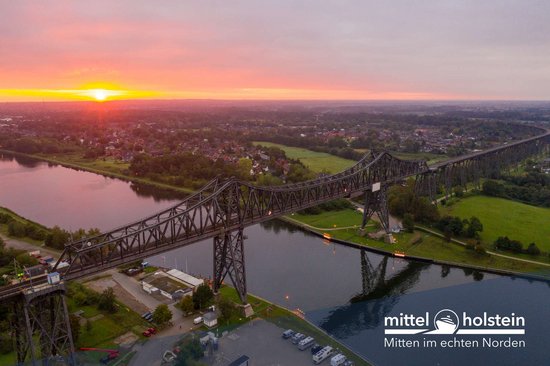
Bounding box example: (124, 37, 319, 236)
(1, 1, 549, 102)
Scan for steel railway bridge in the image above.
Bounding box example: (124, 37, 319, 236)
(3, 129, 550, 365)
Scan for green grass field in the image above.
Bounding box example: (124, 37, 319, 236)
(253, 141, 355, 173)
(442, 195, 550, 252)
(290, 208, 364, 229)
(286, 209, 550, 276)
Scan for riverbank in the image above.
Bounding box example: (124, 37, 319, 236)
(0, 149, 195, 194)
(282, 212, 550, 281)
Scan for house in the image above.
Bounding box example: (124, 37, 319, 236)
(203, 312, 218, 328)
(165, 269, 204, 291)
(142, 271, 193, 300)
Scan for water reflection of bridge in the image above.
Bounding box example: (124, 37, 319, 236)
(317, 251, 428, 338)
(317, 251, 490, 338)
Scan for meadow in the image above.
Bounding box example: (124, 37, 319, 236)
(442, 195, 550, 252)
(253, 141, 356, 173)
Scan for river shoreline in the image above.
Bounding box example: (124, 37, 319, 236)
(0, 149, 195, 194)
(279, 216, 550, 283)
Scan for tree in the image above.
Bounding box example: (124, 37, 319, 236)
(98, 287, 117, 313)
(152, 304, 173, 326)
(175, 339, 204, 366)
(44, 226, 70, 249)
(464, 216, 483, 238)
(402, 214, 415, 232)
(482, 180, 505, 197)
(179, 296, 194, 315)
(236, 158, 253, 179)
(217, 296, 237, 322)
(192, 284, 214, 310)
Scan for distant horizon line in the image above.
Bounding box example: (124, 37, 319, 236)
(1, 98, 549, 104)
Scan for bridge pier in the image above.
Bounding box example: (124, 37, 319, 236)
(12, 282, 75, 366)
(213, 228, 248, 305)
(359, 185, 390, 235)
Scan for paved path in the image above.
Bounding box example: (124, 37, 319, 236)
(416, 226, 550, 267)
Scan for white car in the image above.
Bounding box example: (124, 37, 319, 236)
(193, 317, 203, 325)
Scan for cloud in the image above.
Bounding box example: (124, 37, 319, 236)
(1, 0, 549, 100)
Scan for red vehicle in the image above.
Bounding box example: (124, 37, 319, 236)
(142, 327, 157, 337)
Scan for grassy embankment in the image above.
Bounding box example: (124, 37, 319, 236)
(253, 141, 356, 173)
(441, 195, 550, 259)
(219, 286, 369, 366)
(0, 150, 195, 194)
(0, 206, 50, 247)
(286, 208, 550, 276)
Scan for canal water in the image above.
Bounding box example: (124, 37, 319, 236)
(1, 153, 548, 366)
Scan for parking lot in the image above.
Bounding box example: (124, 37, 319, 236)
(203, 319, 319, 365)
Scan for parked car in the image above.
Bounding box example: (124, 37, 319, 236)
(282, 329, 295, 339)
(143, 328, 155, 337)
(291, 333, 306, 344)
(193, 317, 203, 325)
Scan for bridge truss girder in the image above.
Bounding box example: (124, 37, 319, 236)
(12, 284, 75, 366)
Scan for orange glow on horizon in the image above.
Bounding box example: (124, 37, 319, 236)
(0, 86, 465, 102)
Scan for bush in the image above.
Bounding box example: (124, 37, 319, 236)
(98, 288, 117, 313)
(494, 236, 524, 253)
(526, 243, 541, 256)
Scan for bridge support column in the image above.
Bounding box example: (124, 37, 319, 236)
(213, 228, 248, 305)
(12, 283, 75, 366)
(360, 185, 390, 235)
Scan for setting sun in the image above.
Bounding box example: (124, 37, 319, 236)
(92, 89, 107, 101)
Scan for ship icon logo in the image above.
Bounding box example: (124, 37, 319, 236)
(426, 309, 459, 334)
